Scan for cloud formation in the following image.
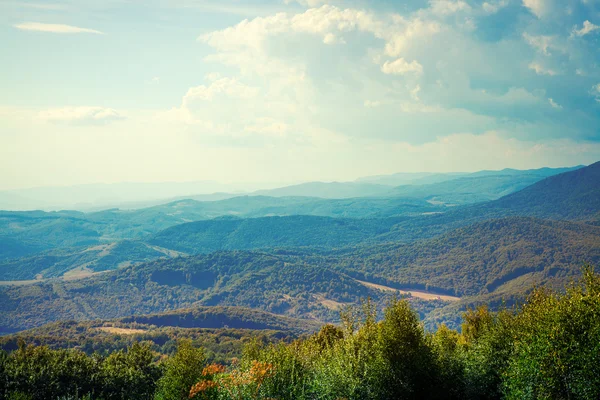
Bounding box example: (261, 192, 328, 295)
(571, 20, 600, 37)
(38, 107, 124, 125)
(13, 22, 104, 34)
(381, 58, 423, 75)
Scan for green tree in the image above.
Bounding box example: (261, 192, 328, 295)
(155, 339, 206, 400)
(503, 267, 600, 399)
(100, 341, 160, 400)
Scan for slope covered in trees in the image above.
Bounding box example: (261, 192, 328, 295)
(148, 215, 403, 254)
(0, 240, 170, 281)
(337, 217, 600, 297)
(0, 251, 399, 332)
(1, 268, 599, 399)
(2, 215, 599, 333)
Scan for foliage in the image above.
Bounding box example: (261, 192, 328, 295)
(2, 269, 600, 398)
(155, 340, 206, 400)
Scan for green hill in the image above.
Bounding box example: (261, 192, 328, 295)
(0, 240, 171, 281)
(337, 217, 600, 297)
(148, 215, 403, 254)
(0, 305, 319, 360)
(0, 251, 392, 333)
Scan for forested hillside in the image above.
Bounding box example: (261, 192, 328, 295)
(2, 269, 600, 400)
(148, 215, 403, 254)
(337, 217, 600, 296)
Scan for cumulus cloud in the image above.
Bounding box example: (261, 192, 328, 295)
(522, 0, 549, 18)
(182, 77, 259, 105)
(528, 62, 557, 75)
(189, 2, 600, 146)
(38, 107, 124, 125)
(571, 20, 600, 37)
(381, 58, 423, 75)
(548, 98, 562, 109)
(13, 22, 103, 34)
(482, 0, 509, 14)
(383, 18, 440, 57)
(429, 0, 471, 16)
(522, 32, 561, 55)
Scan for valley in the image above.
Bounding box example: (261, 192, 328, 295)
(1, 162, 599, 336)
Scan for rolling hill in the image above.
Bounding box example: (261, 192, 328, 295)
(0, 251, 395, 333)
(0, 240, 173, 281)
(336, 217, 600, 297)
(148, 215, 404, 254)
(3, 215, 599, 333)
(0, 306, 321, 362)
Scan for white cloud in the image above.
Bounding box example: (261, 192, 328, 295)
(429, 0, 471, 16)
(13, 22, 103, 34)
(528, 62, 557, 75)
(410, 85, 421, 101)
(284, 0, 336, 7)
(482, 0, 509, 14)
(381, 58, 423, 75)
(383, 18, 440, 57)
(522, 0, 548, 18)
(522, 32, 560, 55)
(571, 20, 600, 37)
(38, 107, 124, 125)
(548, 98, 562, 109)
(182, 77, 259, 105)
(591, 83, 600, 102)
(323, 32, 345, 44)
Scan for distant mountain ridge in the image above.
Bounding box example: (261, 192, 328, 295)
(485, 161, 600, 220)
(0, 166, 582, 211)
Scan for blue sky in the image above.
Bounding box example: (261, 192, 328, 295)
(1, 0, 600, 189)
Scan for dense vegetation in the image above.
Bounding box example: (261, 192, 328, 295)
(337, 217, 600, 296)
(1, 267, 599, 399)
(148, 215, 404, 254)
(0, 241, 169, 281)
(0, 252, 392, 332)
(0, 322, 295, 365)
(2, 214, 599, 332)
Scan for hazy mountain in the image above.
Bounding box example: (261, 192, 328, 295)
(356, 172, 467, 186)
(0, 181, 264, 212)
(383, 162, 600, 241)
(358, 166, 582, 190)
(252, 181, 393, 198)
(388, 174, 559, 205)
(2, 166, 581, 212)
(483, 161, 600, 220)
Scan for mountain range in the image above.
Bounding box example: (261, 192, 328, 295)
(0, 162, 599, 337)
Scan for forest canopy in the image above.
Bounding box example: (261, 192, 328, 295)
(1, 266, 599, 399)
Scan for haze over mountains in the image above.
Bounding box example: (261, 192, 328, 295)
(1, 162, 599, 337)
(0, 166, 582, 211)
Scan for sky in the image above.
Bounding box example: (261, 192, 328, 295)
(1, 0, 600, 190)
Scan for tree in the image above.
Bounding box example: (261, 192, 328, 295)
(155, 339, 206, 400)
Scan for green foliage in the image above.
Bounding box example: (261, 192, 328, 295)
(155, 340, 206, 400)
(502, 267, 600, 399)
(98, 342, 160, 399)
(2, 267, 600, 399)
